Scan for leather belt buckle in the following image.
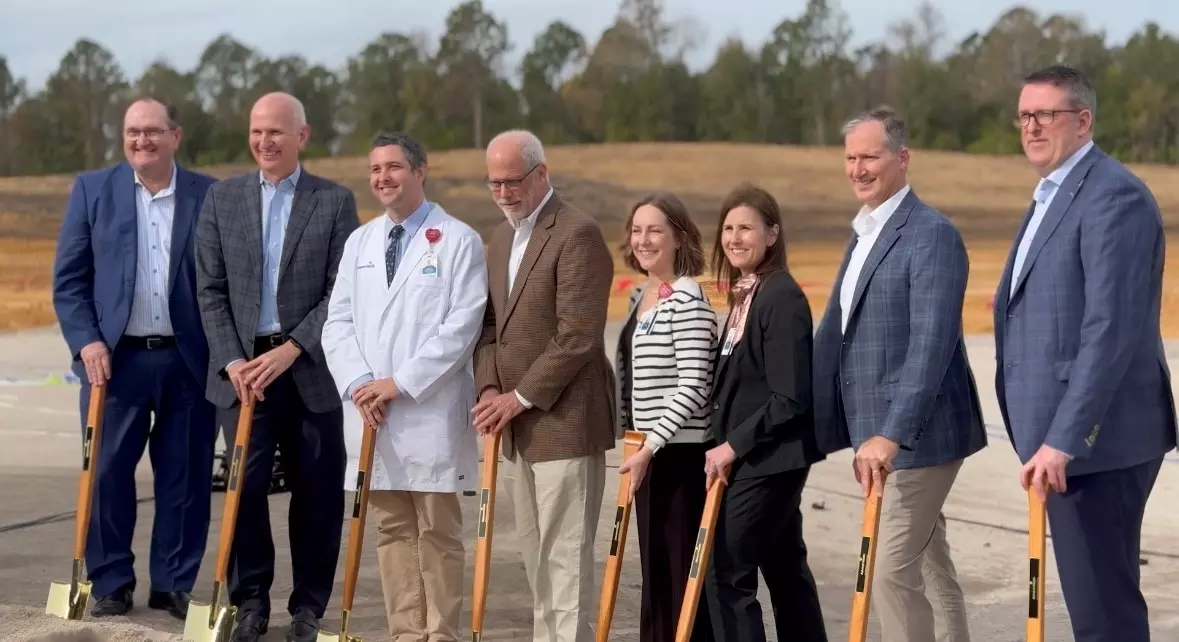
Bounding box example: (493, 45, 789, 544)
(145, 336, 165, 350)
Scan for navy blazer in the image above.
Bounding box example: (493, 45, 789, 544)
(812, 189, 987, 470)
(994, 144, 1178, 476)
(52, 161, 217, 387)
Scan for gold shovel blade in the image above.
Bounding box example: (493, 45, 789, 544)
(317, 610, 362, 642)
(182, 601, 237, 642)
(45, 578, 90, 620)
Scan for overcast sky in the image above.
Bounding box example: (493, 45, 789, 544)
(3, 0, 1176, 91)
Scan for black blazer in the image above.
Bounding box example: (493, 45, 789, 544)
(709, 268, 824, 480)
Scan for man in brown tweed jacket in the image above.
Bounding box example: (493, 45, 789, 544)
(471, 129, 616, 642)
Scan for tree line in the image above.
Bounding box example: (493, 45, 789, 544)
(1, 0, 1177, 178)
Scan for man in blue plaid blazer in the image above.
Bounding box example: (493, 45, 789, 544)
(813, 105, 986, 642)
(994, 65, 1178, 642)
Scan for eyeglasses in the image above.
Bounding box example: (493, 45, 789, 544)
(486, 164, 539, 191)
(124, 127, 174, 140)
(1013, 109, 1081, 129)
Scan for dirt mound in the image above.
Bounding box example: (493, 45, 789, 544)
(0, 605, 178, 642)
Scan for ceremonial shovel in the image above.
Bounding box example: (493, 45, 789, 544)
(319, 416, 379, 642)
(1026, 487, 1047, 642)
(470, 430, 501, 641)
(46, 383, 106, 620)
(184, 393, 257, 642)
(674, 473, 725, 642)
(848, 474, 885, 642)
(595, 431, 646, 642)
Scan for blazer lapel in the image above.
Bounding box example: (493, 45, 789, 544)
(845, 197, 913, 328)
(387, 207, 439, 302)
(113, 164, 138, 289)
(1009, 150, 1102, 300)
(168, 169, 198, 294)
(487, 226, 511, 333)
(503, 198, 559, 326)
(240, 178, 263, 270)
(278, 175, 320, 280)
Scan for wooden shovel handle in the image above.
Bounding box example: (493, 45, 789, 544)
(73, 384, 106, 560)
(1026, 487, 1047, 642)
(470, 431, 501, 638)
(212, 392, 256, 584)
(595, 431, 646, 642)
(341, 418, 378, 612)
(848, 482, 885, 642)
(674, 476, 725, 642)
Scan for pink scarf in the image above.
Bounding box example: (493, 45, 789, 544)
(724, 274, 760, 346)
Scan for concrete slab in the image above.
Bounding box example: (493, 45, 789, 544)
(0, 324, 1175, 640)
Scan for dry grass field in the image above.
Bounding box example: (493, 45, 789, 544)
(4, 142, 1179, 335)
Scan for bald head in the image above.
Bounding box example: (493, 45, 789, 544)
(122, 97, 181, 181)
(250, 91, 309, 183)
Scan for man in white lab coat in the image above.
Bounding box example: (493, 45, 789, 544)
(322, 132, 488, 641)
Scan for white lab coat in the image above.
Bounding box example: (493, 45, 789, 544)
(321, 205, 487, 493)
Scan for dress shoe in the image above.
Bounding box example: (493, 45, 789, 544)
(286, 608, 320, 642)
(147, 590, 190, 619)
(231, 611, 269, 642)
(90, 585, 133, 617)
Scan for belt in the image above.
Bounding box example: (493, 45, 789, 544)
(254, 334, 287, 351)
(121, 335, 176, 350)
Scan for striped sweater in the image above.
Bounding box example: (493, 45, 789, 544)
(614, 276, 719, 452)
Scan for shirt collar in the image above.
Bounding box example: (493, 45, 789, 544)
(259, 163, 302, 190)
(851, 183, 910, 237)
(385, 199, 434, 237)
(1036, 139, 1094, 202)
(510, 186, 554, 231)
(133, 162, 178, 197)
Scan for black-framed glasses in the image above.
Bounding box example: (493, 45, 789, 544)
(1013, 109, 1081, 129)
(124, 127, 175, 140)
(486, 163, 539, 191)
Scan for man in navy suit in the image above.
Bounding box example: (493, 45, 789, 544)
(52, 97, 219, 620)
(813, 105, 986, 642)
(995, 65, 1178, 642)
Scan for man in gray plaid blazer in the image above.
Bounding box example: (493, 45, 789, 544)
(995, 65, 1177, 642)
(195, 91, 360, 642)
(813, 105, 986, 642)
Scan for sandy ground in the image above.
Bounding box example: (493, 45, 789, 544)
(0, 323, 1176, 641)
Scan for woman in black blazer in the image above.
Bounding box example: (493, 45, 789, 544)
(702, 183, 828, 642)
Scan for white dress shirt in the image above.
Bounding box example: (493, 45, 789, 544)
(507, 186, 554, 409)
(839, 184, 911, 332)
(125, 164, 178, 337)
(1009, 140, 1095, 297)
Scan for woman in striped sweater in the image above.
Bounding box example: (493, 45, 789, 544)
(615, 192, 719, 642)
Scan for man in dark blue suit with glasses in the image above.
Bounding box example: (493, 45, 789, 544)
(995, 65, 1178, 642)
(52, 97, 218, 620)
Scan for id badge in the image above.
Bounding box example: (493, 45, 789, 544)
(637, 310, 655, 335)
(720, 327, 738, 356)
(422, 251, 439, 276)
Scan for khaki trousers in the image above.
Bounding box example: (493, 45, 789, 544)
(875, 459, 972, 642)
(501, 451, 606, 642)
(369, 490, 465, 642)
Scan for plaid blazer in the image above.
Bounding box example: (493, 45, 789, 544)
(812, 189, 987, 470)
(195, 169, 359, 412)
(473, 192, 617, 462)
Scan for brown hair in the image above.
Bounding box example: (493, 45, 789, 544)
(620, 191, 706, 277)
(711, 183, 787, 303)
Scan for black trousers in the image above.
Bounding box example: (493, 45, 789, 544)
(217, 342, 345, 620)
(704, 466, 828, 642)
(634, 442, 715, 642)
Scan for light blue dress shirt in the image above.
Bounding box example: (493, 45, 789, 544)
(257, 164, 302, 335)
(1010, 140, 1095, 296)
(345, 200, 436, 401)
